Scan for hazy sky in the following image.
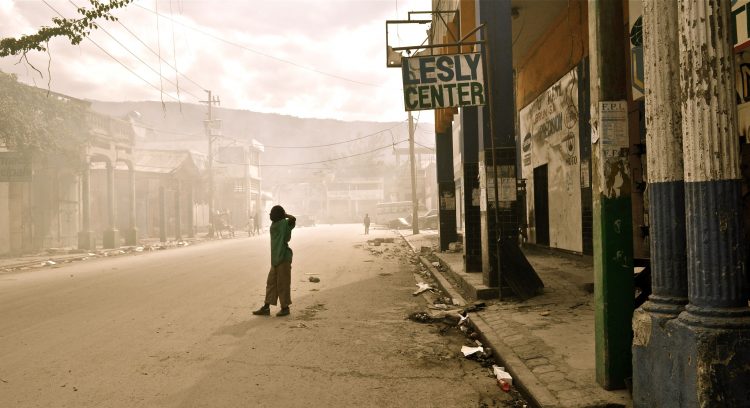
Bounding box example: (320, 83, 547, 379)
(0, 0, 433, 123)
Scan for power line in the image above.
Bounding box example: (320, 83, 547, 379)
(263, 121, 407, 149)
(414, 141, 435, 151)
(130, 123, 203, 137)
(259, 139, 408, 167)
(112, 11, 206, 91)
(134, 3, 387, 89)
(41, 0, 181, 102)
(66, 0, 201, 101)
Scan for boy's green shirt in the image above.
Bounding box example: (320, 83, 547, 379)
(270, 217, 295, 266)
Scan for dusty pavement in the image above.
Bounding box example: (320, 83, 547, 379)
(0, 224, 526, 408)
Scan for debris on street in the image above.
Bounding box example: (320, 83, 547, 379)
(308, 276, 320, 283)
(493, 365, 513, 391)
(413, 282, 434, 296)
(461, 345, 484, 357)
(408, 311, 436, 323)
(463, 302, 486, 313)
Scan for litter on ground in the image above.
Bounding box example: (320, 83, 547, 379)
(461, 345, 484, 357)
(413, 282, 434, 296)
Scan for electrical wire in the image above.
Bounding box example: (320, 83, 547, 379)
(259, 139, 409, 167)
(414, 141, 435, 151)
(66, 0, 201, 101)
(130, 123, 203, 137)
(113, 14, 206, 91)
(154, 0, 166, 108)
(134, 3, 387, 89)
(168, 0, 182, 106)
(263, 120, 407, 149)
(41, 0, 181, 102)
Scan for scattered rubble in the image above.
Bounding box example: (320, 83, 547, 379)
(408, 311, 436, 323)
(308, 276, 320, 283)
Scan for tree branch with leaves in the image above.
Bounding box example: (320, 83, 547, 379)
(0, 0, 133, 58)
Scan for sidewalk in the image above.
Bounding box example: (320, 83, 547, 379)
(401, 230, 631, 408)
(0, 235, 216, 273)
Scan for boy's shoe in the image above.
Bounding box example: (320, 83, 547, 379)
(276, 307, 290, 317)
(252, 305, 270, 316)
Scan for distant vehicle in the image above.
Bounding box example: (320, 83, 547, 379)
(419, 209, 439, 229)
(375, 201, 425, 229)
(405, 209, 439, 229)
(388, 217, 411, 229)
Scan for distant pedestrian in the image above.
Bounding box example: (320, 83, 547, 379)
(363, 213, 371, 235)
(247, 216, 256, 236)
(254, 211, 262, 235)
(253, 205, 296, 317)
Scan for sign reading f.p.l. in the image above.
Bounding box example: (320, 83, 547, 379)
(401, 53, 486, 111)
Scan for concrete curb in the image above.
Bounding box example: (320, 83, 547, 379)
(398, 231, 559, 408)
(469, 314, 559, 408)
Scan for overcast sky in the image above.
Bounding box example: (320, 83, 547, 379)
(0, 0, 433, 123)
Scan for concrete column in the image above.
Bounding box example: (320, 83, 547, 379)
(435, 113, 457, 251)
(102, 161, 119, 248)
(461, 107, 482, 273)
(159, 186, 166, 243)
(124, 166, 138, 245)
(477, 0, 519, 289)
(668, 1, 750, 406)
(588, 0, 634, 390)
(187, 184, 195, 238)
(642, 0, 688, 316)
(174, 182, 182, 241)
(77, 162, 95, 250)
(632, 1, 688, 405)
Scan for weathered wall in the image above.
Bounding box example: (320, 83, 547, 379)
(519, 67, 583, 252)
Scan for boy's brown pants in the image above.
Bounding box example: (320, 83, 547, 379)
(264, 261, 292, 307)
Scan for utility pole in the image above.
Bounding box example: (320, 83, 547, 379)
(588, 0, 633, 389)
(202, 90, 220, 237)
(408, 111, 419, 235)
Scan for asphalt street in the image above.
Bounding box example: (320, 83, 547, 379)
(0, 224, 519, 407)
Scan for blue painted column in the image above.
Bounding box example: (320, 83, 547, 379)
(672, 1, 750, 405)
(632, 1, 688, 405)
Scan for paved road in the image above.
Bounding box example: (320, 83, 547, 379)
(0, 225, 516, 407)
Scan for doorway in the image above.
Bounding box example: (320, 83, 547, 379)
(533, 164, 550, 246)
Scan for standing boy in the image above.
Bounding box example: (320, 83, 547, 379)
(363, 213, 371, 235)
(253, 205, 296, 317)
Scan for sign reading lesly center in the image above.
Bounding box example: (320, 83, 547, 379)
(401, 53, 485, 111)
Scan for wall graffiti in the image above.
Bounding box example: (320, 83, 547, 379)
(519, 67, 583, 253)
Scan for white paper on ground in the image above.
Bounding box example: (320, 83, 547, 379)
(413, 282, 433, 295)
(461, 346, 484, 356)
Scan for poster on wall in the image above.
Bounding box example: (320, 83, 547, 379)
(518, 67, 583, 253)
